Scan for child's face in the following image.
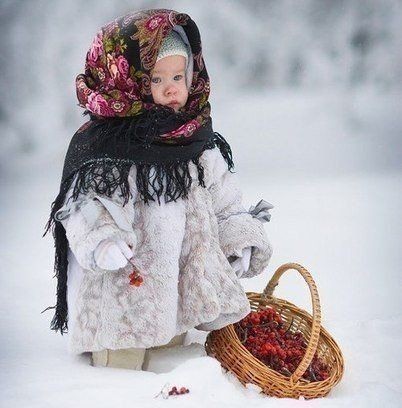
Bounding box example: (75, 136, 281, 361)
(150, 55, 189, 112)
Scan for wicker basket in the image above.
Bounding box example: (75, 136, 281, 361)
(205, 263, 344, 399)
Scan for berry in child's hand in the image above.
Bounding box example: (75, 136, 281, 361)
(128, 269, 143, 287)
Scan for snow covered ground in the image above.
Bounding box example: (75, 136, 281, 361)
(1, 88, 401, 407)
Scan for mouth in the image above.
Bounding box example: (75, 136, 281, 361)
(167, 101, 179, 108)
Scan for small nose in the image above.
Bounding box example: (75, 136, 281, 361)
(164, 84, 177, 97)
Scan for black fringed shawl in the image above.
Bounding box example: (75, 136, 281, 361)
(42, 9, 235, 334)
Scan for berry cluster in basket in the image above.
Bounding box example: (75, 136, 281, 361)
(234, 308, 330, 382)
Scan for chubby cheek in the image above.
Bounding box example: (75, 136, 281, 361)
(150, 87, 162, 104)
(181, 90, 189, 106)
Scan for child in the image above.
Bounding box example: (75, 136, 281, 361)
(43, 9, 273, 370)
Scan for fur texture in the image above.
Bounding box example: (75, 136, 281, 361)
(58, 147, 273, 354)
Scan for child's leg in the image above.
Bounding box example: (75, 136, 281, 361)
(161, 331, 187, 348)
(149, 331, 187, 350)
(91, 349, 108, 367)
(91, 332, 187, 370)
(91, 347, 146, 370)
(142, 332, 188, 371)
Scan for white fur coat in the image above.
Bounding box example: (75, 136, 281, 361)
(55, 147, 273, 354)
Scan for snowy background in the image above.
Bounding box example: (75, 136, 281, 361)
(1, 0, 401, 407)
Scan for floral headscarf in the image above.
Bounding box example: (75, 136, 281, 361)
(76, 9, 210, 137)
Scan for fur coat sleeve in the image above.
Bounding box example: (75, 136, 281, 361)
(207, 150, 273, 278)
(54, 170, 137, 274)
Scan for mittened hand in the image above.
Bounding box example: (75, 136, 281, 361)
(230, 257, 243, 278)
(230, 247, 252, 278)
(241, 247, 252, 272)
(94, 238, 133, 270)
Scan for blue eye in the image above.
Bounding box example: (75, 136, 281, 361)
(151, 77, 161, 84)
(174, 75, 183, 81)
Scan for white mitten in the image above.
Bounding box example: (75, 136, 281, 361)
(230, 257, 243, 278)
(230, 247, 252, 278)
(241, 246, 252, 272)
(94, 238, 133, 270)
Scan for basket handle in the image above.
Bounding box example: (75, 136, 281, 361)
(262, 263, 321, 386)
